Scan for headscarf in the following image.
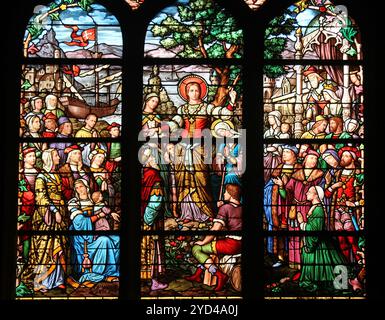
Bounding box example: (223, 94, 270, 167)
(42, 149, 56, 172)
(45, 94, 57, 110)
(345, 118, 359, 133)
(322, 149, 340, 163)
(25, 114, 40, 133)
(143, 93, 159, 110)
(267, 110, 281, 128)
(74, 178, 91, 200)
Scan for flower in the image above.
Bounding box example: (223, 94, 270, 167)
(169, 241, 177, 247)
(176, 236, 185, 241)
(319, 6, 327, 12)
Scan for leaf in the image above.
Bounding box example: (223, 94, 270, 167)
(49, 12, 60, 21)
(63, 0, 74, 4)
(340, 26, 358, 43)
(207, 43, 225, 58)
(21, 79, 32, 90)
(178, 6, 194, 22)
(160, 38, 177, 49)
(346, 47, 357, 57)
(79, 0, 94, 12)
(263, 65, 287, 79)
(18, 213, 31, 223)
(50, 2, 58, 10)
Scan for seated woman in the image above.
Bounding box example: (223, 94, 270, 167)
(68, 178, 120, 286)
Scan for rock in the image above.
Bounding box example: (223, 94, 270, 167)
(164, 218, 178, 230)
(165, 278, 192, 292)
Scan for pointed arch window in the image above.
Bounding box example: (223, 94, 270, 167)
(262, 0, 366, 299)
(140, 0, 244, 298)
(17, 0, 122, 299)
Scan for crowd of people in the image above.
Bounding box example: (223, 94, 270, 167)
(264, 142, 365, 293)
(17, 118, 121, 295)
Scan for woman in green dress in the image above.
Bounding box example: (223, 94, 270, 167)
(297, 186, 346, 292)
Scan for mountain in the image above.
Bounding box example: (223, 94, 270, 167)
(65, 43, 123, 59)
(33, 29, 65, 58)
(144, 43, 183, 58)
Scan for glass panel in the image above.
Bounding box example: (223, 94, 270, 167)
(264, 236, 366, 298)
(20, 64, 122, 138)
(16, 233, 120, 298)
(264, 0, 362, 60)
(17, 142, 121, 298)
(24, 1, 122, 59)
(144, 0, 243, 59)
(263, 143, 365, 230)
(141, 235, 242, 298)
(141, 65, 243, 231)
(263, 65, 364, 139)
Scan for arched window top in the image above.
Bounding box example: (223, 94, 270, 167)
(144, 0, 243, 59)
(264, 0, 362, 60)
(24, 0, 122, 59)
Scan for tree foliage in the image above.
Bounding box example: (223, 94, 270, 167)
(151, 0, 243, 59)
(264, 12, 296, 78)
(150, 0, 243, 106)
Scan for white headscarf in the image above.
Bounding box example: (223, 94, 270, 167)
(45, 94, 57, 110)
(25, 114, 40, 133)
(42, 149, 56, 172)
(314, 185, 325, 202)
(344, 118, 359, 133)
(74, 178, 91, 200)
(268, 110, 282, 128)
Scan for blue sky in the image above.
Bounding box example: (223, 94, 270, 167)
(146, 0, 191, 46)
(27, 2, 122, 51)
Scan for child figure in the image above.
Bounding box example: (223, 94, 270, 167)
(277, 122, 291, 139)
(92, 191, 111, 231)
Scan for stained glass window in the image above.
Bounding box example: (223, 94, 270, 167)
(17, 0, 122, 299)
(3, 0, 377, 306)
(263, 0, 365, 299)
(141, 0, 244, 298)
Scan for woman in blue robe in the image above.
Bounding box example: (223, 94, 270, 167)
(68, 178, 120, 285)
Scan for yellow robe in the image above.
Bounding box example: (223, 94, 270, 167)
(26, 172, 68, 291)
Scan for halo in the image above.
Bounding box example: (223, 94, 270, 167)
(211, 119, 236, 138)
(177, 74, 208, 102)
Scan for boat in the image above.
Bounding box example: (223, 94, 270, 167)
(59, 96, 119, 119)
(59, 64, 121, 119)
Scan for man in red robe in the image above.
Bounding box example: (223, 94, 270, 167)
(267, 145, 301, 265)
(273, 149, 325, 269)
(18, 147, 39, 261)
(140, 148, 168, 291)
(58, 145, 95, 202)
(324, 146, 364, 262)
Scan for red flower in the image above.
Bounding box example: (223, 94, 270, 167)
(319, 6, 327, 12)
(169, 241, 177, 247)
(176, 254, 184, 260)
(176, 236, 185, 241)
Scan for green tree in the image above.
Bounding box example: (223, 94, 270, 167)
(151, 0, 243, 106)
(264, 12, 296, 78)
